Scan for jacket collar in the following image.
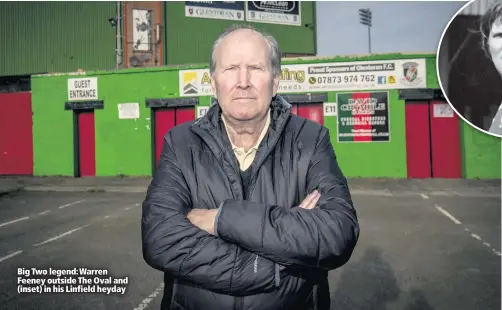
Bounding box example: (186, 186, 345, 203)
(191, 94, 292, 151)
(190, 94, 292, 174)
(190, 95, 292, 197)
(221, 107, 271, 153)
(194, 95, 290, 128)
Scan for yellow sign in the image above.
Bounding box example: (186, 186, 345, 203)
(179, 69, 213, 96)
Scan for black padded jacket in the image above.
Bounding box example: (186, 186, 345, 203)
(141, 95, 360, 310)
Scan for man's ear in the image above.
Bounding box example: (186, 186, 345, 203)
(272, 74, 280, 96)
(210, 73, 217, 99)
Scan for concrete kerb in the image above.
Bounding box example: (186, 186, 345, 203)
(21, 186, 149, 193)
(0, 177, 499, 198)
(0, 186, 25, 197)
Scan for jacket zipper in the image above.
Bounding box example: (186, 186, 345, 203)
(232, 117, 288, 310)
(191, 111, 289, 310)
(246, 128, 284, 201)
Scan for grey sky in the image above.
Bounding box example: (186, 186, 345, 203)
(316, 1, 469, 56)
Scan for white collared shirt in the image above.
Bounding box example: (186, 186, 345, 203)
(222, 110, 271, 171)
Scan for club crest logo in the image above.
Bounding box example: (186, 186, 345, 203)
(401, 62, 422, 86)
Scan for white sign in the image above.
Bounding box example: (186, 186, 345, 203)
(179, 58, 427, 97)
(245, 1, 301, 26)
(197, 106, 209, 119)
(323, 102, 337, 116)
(68, 77, 98, 101)
(433, 103, 454, 118)
(278, 58, 427, 93)
(185, 2, 245, 21)
(118, 103, 140, 119)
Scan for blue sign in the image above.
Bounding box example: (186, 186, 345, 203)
(377, 76, 387, 84)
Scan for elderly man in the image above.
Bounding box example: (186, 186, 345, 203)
(482, 3, 502, 135)
(142, 24, 359, 310)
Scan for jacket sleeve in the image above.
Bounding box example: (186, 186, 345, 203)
(215, 128, 360, 270)
(141, 131, 280, 296)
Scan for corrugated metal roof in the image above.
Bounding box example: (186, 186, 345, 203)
(459, 0, 501, 16)
(0, 2, 116, 76)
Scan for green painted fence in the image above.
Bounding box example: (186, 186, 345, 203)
(30, 53, 501, 179)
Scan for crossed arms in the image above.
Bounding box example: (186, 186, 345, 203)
(141, 129, 359, 296)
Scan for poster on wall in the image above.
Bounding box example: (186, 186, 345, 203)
(245, 1, 301, 26)
(178, 58, 427, 97)
(118, 103, 140, 119)
(336, 91, 390, 143)
(185, 1, 245, 21)
(132, 9, 152, 51)
(67, 77, 98, 101)
(433, 103, 454, 118)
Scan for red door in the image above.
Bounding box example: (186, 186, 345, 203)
(77, 111, 96, 177)
(175, 106, 196, 126)
(154, 107, 195, 167)
(298, 104, 324, 125)
(155, 108, 175, 166)
(429, 100, 462, 178)
(0, 92, 33, 175)
(405, 101, 432, 178)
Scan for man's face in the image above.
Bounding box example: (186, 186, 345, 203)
(211, 29, 280, 122)
(488, 19, 502, 77)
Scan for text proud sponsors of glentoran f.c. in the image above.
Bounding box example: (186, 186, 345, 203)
(17, 267, 129, 295)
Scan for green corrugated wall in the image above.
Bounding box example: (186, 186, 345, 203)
(0, 1, 116, 76)
(1, 2, 315, 76)
(163, 2, 316, 65)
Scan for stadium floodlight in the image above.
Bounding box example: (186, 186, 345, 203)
(358, 8, 372, 53)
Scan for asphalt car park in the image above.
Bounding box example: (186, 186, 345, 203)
(0, 186, 499, 310)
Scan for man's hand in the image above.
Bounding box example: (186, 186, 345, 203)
(187, 209, 219, 235)
(188, 191, 319, 235)
(298, 190, 320, 209)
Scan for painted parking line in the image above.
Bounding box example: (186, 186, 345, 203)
(435, 205, 461, 224)
(1, 199, 90, 227)
(0, 250, 23, 263)
(0, 216, 30, 228)
(0, 200, 87, 228)
(435, 204, 500, 257)
(133, 282, 165, 310)
(58, 199, 86, 209)
(33, 224, 90, 247)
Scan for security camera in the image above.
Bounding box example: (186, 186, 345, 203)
(108, 17, 117, 27)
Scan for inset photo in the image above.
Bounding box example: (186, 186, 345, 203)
(437, 0, 502, 137)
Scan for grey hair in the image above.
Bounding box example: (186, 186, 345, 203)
(209, 24, 282, 77)
(480, 2, 502, 58)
